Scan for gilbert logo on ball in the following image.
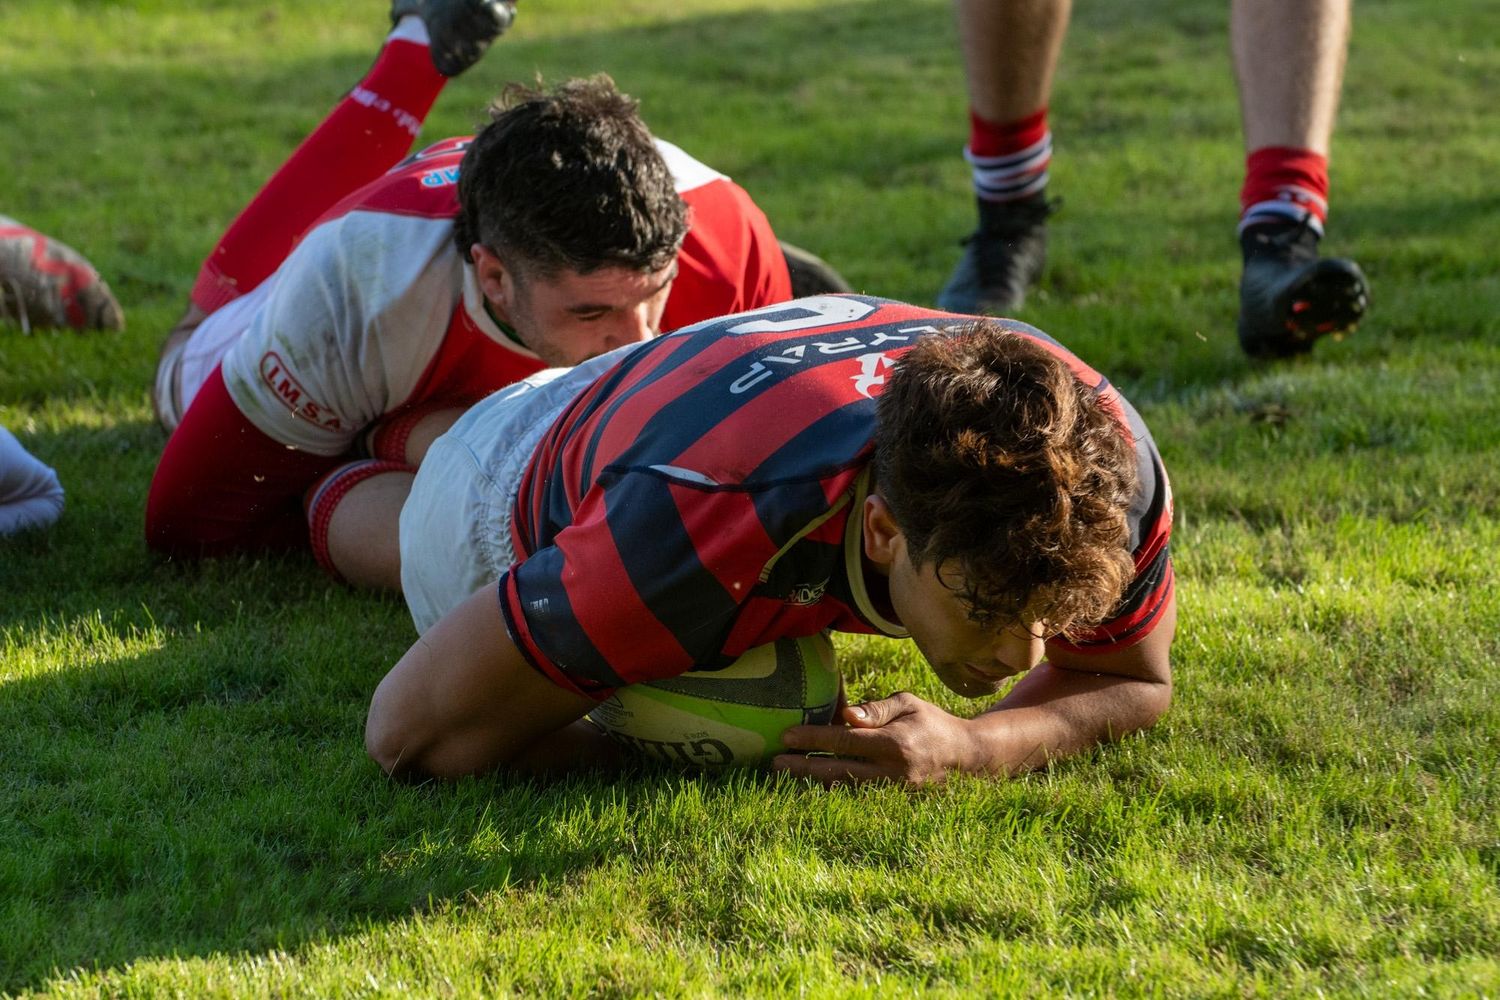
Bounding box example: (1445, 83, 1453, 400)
(587, 633, 840, 768)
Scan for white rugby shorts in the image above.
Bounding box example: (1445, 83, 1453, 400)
(152, 280, 274, 431)
(399, 346, 630, 635)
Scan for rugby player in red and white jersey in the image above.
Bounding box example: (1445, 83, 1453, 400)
(367, 295, 1176, 786)
(145, 2, 805, 586)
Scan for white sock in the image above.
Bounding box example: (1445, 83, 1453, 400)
(389, 15, 431, 47)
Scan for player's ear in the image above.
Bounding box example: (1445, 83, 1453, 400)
(862, 493, 902, 572)
(469, 243, 511, 306)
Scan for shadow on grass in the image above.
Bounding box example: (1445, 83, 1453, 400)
(3, 1, 1498, 986)
(0, 611, 735, 991)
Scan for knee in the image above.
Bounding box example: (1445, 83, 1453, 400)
(364, 685, 427, 780)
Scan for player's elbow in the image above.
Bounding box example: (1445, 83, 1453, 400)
(1129, 649, 1174, 736)
(1138, 673, 1172, 729)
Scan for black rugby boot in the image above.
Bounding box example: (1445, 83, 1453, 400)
(936, 194, 1055, 314)
(391, 0, 516, 77)
(1237, 220, 1369, 358)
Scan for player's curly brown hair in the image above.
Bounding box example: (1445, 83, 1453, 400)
(453, 74, 689, 278)
(874, 322, 1139, 638)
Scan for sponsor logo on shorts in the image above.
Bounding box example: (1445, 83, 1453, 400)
(259, 352, 343, 431)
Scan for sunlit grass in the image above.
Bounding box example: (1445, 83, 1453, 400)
(2, 0, 1497, 995)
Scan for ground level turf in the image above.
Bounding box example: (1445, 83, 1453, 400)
(1, 0, 1497, 994)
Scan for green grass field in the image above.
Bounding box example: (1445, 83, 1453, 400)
(2, 0, 1498, 994)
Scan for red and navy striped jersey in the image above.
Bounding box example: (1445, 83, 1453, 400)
(498, 296, 1174, 699)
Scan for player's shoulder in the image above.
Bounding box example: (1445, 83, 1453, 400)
(306, 137, 472, 231)
(652, 138, 729, 194)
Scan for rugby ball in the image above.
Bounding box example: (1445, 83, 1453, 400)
(587, 633, 840, 768)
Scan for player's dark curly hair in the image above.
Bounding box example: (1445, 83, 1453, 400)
(453, 74, 689, 278)
(874, 322, 1139, 637)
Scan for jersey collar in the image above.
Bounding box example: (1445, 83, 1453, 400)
(843, 467, 909, 638)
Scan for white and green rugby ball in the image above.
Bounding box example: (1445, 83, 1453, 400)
(587, 633, 840, 768)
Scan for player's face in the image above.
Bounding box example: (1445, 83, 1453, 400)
(888, 549, 1047, 698)
(863, 496, 1047, 697)
(474, 245, 677, 368)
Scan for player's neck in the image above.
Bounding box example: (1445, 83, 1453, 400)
(483, 299, 527, 350)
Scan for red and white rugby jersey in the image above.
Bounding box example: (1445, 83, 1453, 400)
(497, 296, 1174, 699)
(219, 137, 790, 455)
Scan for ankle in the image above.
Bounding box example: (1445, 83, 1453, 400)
(976, 192, 1054, 233)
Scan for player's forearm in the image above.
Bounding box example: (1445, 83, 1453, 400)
(510, 719, 629, 776)
(963, 663, 1172, 776)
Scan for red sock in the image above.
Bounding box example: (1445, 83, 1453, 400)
(304, 458, 414, 582)
(358, 400, 455, 463)
(965, 108, 1052, 203)
(1239, 146, 1330, 236)
(190, 38, 447, 313)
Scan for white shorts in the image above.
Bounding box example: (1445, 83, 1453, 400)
(398, 347, 629, 635)
(152, 280, 274, 430)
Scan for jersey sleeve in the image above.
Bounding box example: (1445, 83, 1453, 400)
(217, 212, 461, 456)
(662, 178, 792, 332)
(497, 467, 786, 700)
(0, 425, 64, 535)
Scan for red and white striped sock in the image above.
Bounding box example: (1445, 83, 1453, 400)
(1238, 146, 1330, 237)
(303, 459, 414, 582)
(965, 108, 1052, 204)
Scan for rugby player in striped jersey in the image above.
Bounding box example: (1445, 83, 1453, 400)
(367, 295, 1175, 786)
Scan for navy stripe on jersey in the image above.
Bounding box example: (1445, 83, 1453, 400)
(748, 401, 874, 520)
(598, 465, 742, 665)
(499, 545, 622, 694)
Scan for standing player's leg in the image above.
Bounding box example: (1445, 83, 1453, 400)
(937, 0, 1071, 314)
(1231, 0, 1369, 357)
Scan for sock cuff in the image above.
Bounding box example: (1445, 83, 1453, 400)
(967, 107, 1050, 159)
(359, 402, 453, 463)
(304, 459, 414, 582)
(1240, 146, 1330, 234)
(388, 15, 431, 47)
